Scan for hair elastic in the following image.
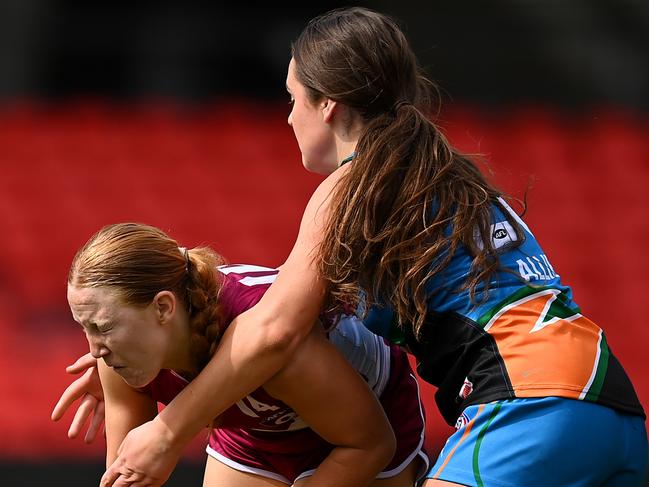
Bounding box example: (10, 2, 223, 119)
(178, 246, 193, 315)
(179, 246, 190, 274)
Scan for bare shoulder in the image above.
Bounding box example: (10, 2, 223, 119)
(242, 165, 351, 343)
(294, 163, 349, 258)
(305, 164, 349, 214)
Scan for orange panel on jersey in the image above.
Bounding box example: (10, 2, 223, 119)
(485, 290, 604, 399)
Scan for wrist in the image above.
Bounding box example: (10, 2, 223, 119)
(151, 414, 190, 453)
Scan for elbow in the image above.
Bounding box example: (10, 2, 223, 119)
(356, 420, 396, 474)
(252, 311, 308, 358)
(369, 415, 397, 472)
(375, 425, 397, 470)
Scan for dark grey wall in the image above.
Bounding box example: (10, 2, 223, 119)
(0, 461, 203, 486)
(0, 1, 647, 107)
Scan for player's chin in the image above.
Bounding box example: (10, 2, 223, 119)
(120, 369, 155, 389)
(301, 158, 336, 175)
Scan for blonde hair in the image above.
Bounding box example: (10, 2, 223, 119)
(69, 223, 225, 369)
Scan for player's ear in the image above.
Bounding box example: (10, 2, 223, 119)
(321, 98, 338, 123)
(153, 291, 176, 324)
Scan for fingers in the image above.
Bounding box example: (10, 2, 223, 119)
(112, 476, 153, 487)
(111, 478, 155, 487)
(67, 394, 97, 439)
(84, 400, 105, 444)
(51, 378, 87, 421)
(100, 467, 155, 487)
(100, 463, 122, 487)
(66, 352, 97, 374)
(51, 367, 96, 421)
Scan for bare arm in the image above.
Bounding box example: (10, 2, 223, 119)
(157, 169, 346, 443)
(263, 328, 396, 487)
(101, 167, 349, 486)
(97, 360, 158, 466)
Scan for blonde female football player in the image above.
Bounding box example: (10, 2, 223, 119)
(66, 222, 428, 486)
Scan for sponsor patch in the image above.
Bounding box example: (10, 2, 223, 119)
(474, 220, 519, 251)
(455, 411, 471, 430)
(459, 377, 474, 399)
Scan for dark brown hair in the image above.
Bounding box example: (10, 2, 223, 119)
(292, 7, 523, 336)
(68, 223, 225, 370)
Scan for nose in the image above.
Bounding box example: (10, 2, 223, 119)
(86, 332, 109, 359)
(287, 110, 293, 126)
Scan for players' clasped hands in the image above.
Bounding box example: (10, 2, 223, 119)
(98, 419, 180, 487)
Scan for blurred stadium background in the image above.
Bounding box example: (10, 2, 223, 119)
(0, 1, 647, 485)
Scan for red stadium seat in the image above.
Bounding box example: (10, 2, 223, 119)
(0, 101, 646, 462)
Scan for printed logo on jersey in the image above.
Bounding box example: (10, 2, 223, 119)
(516, 254, 557, 281)
(455, 411, 471, 430)
(236, 395, 308, 431)
(458, 377, 474, 400)
(474, 220, 519, 251)
(259, 410, 302, 429)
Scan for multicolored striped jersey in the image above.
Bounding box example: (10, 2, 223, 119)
(363, 197, 644, 425)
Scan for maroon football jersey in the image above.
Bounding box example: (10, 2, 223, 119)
(140, 264, 428, 483)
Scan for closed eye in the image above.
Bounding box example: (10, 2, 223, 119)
(286, 85, 294, 105)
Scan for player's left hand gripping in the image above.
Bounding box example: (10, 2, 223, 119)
(100, 418, 180, 487)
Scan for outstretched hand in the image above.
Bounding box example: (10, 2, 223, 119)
(51, 352, 105, 443)
(100, 418, 182, 487)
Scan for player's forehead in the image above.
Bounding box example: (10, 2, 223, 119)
(286, 58, 298, 90)
(67, 285, 121, 322)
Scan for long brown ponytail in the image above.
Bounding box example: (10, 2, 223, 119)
(293, 7, 523, 336)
